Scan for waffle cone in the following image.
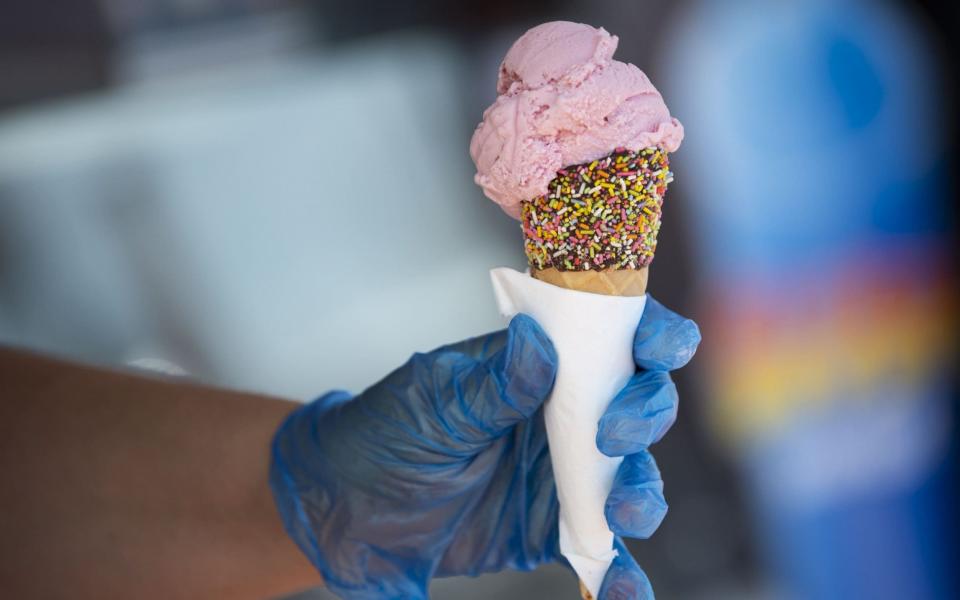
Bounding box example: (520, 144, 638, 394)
(531, 267, 648, 297)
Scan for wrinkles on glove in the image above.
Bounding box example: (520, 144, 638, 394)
(270, 314, 561, 599)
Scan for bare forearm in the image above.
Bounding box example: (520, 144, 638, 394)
(0, 347, 319, 599)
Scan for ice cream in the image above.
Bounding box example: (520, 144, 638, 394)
(475, 21, 684, 600)
(470, 21, 683, 219)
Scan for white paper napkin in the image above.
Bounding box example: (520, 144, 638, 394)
(490, 267, 647, 598)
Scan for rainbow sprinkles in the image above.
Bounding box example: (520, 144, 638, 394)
(521, 147, 673, 272)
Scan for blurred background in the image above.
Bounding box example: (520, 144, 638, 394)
(0, 0, 956, 598)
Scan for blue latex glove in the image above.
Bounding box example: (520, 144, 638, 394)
(271, 297, 700, 599)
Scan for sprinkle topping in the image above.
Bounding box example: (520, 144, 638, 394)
(521, 147, 673, 271)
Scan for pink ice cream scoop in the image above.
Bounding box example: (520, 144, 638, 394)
(470, 21, 683, 219)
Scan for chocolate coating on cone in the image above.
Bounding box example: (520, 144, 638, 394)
(532, 267, 648, 297)
(522, 147, 672, 272)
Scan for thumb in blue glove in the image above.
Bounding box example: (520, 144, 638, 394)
(271, 314, 558, 599)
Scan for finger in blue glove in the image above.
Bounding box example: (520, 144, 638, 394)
(598, 537, 656, 600)
(597, 371, 678, 457)
(604, 450, 666, 540)
(633, 296, 701, 371)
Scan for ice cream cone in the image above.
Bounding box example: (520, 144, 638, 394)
(472, 22, 683, 599)
(522, 146, 668, 600)
(531, 267, 648, 297)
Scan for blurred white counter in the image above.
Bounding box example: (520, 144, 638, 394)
(0, 34, 525, 400)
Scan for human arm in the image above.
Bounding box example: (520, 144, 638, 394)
(0, 347, 318, 600)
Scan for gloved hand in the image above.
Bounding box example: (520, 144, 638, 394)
(270, 297, 700, 600)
